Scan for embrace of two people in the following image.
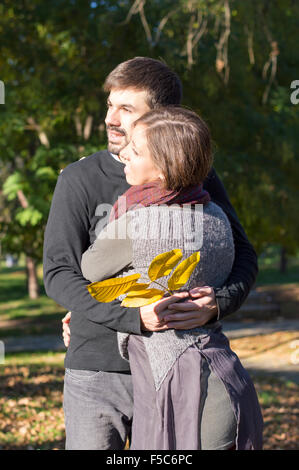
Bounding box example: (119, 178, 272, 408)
(43, 57, 263, 450)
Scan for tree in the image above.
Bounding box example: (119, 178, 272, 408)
(0, 0, 298, 300)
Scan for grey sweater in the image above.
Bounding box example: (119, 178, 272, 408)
(81, 202, 235, 390)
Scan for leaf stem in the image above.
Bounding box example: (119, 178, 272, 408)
(150, 279, 173, 295)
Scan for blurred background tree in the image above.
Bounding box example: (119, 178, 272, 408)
(0, 0, 298, 297)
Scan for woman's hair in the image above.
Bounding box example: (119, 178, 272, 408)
(103, 57, 182, 109)
(133, 107, 213, 191)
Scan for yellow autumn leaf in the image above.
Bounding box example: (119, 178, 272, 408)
(121, 288, 165, 307)
(125, 282, 151, 296)
(147, 249, 183, 282)
(167, 251, 200, 291)
(86, 273, 141, 303)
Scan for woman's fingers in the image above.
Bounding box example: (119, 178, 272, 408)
(154, 291, 189, 314)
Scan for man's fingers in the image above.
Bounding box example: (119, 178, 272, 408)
(62, 311, 72, 323)
(62, 333, 70, 347)
(189, 286, 213, 297)
(166, 301, 196, 312)
(63, 323, 71, 335)
(163, 311, 197, 322)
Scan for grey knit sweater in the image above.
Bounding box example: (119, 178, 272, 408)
(81, 202, 235, 390)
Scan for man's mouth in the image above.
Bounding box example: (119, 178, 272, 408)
(107, 128, 126, 140)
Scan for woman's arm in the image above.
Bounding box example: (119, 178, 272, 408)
(81, 212, 133, 282)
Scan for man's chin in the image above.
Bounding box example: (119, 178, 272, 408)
(108, 140, 129, 155)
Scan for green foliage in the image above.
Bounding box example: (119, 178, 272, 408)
(0, 0, 298, 264)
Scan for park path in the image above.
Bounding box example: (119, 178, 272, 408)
(2, 318, 299, 384)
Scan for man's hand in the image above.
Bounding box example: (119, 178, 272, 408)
(158, 286, 218, 330)
(62, 311, 71, 347)
(139, 292, 189, 331)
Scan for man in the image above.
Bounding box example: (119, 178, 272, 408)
(43, 57, 258, 450)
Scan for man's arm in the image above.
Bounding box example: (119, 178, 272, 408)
(43, 167, 142, 335)
(203, 168, 258, 319)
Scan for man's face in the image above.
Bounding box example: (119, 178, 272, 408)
(105, 87, 151, 159)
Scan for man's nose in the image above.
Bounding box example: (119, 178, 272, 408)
(105, 107, 120, 126)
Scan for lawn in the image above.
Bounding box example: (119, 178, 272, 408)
(0, 264, 66, 338)
(256, 246, 299, 286)
(0, 251, 298, 450)
(0, 347, 298, 450)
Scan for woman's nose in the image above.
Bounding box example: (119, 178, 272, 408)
(119, 148, 130, 162)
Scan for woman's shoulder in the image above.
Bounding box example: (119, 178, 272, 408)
(128, 201, 229, 221)
(203, 200, 230, 221)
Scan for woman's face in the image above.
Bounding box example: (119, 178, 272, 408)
(119, 124, 164, 186)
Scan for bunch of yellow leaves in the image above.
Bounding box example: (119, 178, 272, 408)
(86, 249, 200, 307)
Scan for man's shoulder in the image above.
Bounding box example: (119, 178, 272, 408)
(60, 149, 109, 180)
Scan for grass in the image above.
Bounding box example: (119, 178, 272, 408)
(0, 348, 298, 450)
(256, 246, 299, 286)
(0, 249, 298, 449)
(0, 351, 65, 450)
(0, 264, 66, 338)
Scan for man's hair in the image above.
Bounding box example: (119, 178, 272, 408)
(133, 107, 213, 191)
(103, 57, 182, 108)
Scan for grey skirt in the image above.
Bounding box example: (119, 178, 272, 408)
(127, 326, 263, 450)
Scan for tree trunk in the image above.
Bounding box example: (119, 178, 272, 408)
(279, 246, 287, 274)
(26, 256, 39, 299)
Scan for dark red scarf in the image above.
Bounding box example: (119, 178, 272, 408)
(109, 179, 211, 222)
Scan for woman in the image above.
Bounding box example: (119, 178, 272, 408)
(81, 107, 263, 450)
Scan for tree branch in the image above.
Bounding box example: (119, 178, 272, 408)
(244, 25, 255, 65)
(262, 40, 279, 104)
(215, 0, 231, 85)
(17, 190, 29, 209)
(26, 117, 50, 148)
(154, 7, 179, 45)
(83, 115, 93, 141)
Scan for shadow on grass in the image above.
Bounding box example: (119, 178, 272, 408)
(0, 312, 64, 338)
(0, 280, 47, 304)
(256, 265, 299, 286)
(0, 266, 27, 275)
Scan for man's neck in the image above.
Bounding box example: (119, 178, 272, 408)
(110, 152, 122, 163)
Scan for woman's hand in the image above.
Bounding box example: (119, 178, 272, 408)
(158, 286, 219, 330)
(139, 291, 189, 331)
